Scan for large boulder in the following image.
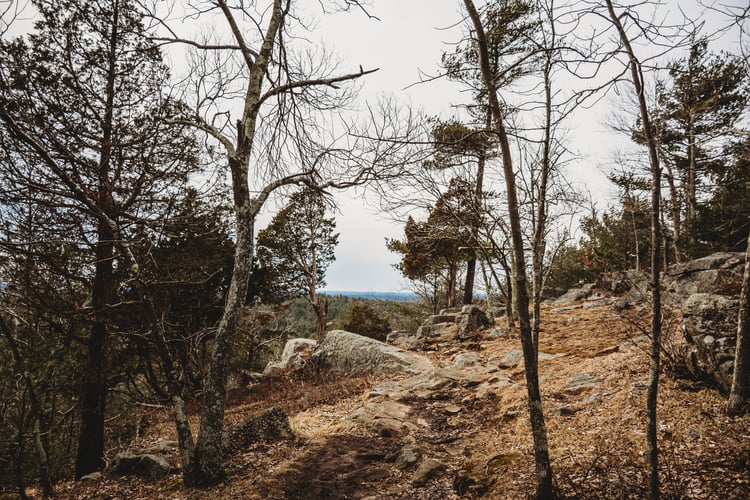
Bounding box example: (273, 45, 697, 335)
(386, 330, 421, 350)
(680, 294, 739, 391)
(368, 366, 484, 401)
(548, 283, 596, 305)
(415, 313, 456, 341)
(114, 452, 173, 479)
(349, 400, 418, 437)
(263, 338, 317, 375)
(665, 252, 744, 301)
(662, 252, 744, 392)
(456, 305, 492, 339)
(223, 406, 294, 455)
(309, 330, 433, 377)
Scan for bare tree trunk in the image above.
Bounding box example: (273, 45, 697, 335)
(728, 235, 750, 415)
(447, 262, 458, 309)
(463, 135, 488, 305)
(463, 2, 553, 496)
(186, 0, 281, 486)
(168, 0, 374, 484)
(75, 235, 113, 479)
(312, 295, 329, 341)
(627, 193, 641, 271)
(188, 198, 256, 486)
(505, 269, 515, 328)
(685, 112, 697, 258)
(531, 22, 555, 354)
(663, 160, 685, 262)
(605, 3, 663, 498)
(463, 252, 478, 305)
(143, 297, 197, 478)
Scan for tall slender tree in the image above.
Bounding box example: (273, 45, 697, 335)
(605, 2, 664, 497)
(462, 1, 553, 497)
(144, 0, 386, 485)
(653, 39, 748, 259)
(429, 120, 496, 305)
(728, 231, 750, 416)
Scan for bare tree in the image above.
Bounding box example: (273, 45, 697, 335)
(462, 1, 554, 497)
(725, 4, 750, 418)
(142, 0, 406, 486)
(603, 2, 664, 497)
(728, 233, 750, 415)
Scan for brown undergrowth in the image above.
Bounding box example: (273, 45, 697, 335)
(25, 298, 750, 499)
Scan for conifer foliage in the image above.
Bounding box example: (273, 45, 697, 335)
(256, 188, 339, 337)
(0, 0, 199, 479)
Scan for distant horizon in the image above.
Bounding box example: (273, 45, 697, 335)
(319, 290, 419, 302)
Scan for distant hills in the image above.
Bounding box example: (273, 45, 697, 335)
(320, 290, 419, 302)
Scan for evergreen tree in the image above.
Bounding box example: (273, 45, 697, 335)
(388, 178, 479, 310)
(255, 188, 338, 338)
(342, 300, 391, 342)
(0, 0, 199, 477)
(695, 136, 750, 253)
(429, 120, 497, 305)
(653, 39, 749, 258)
(119, 188, 235, 397)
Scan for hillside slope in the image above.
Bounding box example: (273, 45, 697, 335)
(52, 297, 750, 499)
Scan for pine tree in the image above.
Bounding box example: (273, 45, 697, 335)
(654, 39, 749, 258)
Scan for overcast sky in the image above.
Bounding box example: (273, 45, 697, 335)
(5, 1, 744, 293)
(314, 0, 613, 292)
(307, 0, 747, 292)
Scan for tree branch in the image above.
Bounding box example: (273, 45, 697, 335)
(257, 66, 379, 110)
(216, 0, 258, 72)
(166, 116, 236, 157)
(148, 36, 256, 55)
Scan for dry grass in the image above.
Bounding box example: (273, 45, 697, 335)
(37, 299, 750, 499)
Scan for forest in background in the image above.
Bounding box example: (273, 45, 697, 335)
(0, 0, 748, 498)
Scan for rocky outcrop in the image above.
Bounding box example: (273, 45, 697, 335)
(591, 253, 744, 392)
(666, 252, 744, 299)
(679, 294, 739, 391)
(415, 316, 455, 341)
(414, 306, 493, 344)
(386, 330, 420, 349)
(548, 283, 597, 305)
(349, 400, 419, 437)
(309, 330, 433, 376)
(456, 305, 492, 339)
(664, 252, 744, 392)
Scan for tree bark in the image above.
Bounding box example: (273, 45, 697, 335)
(74, 231, 114, 479)
(463, 144, 487, 305)
(462, 1, 553, 497)
(605, 2, 663, 498)
(316, 296, 329, 341)
(188, 189, 256, 486)
(685, 111, 697, 258)
(186, 1, 282, 486)
(663, 160, 685, 262)
(531, 28, 555, 355)
(728, 235, 750, 415)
